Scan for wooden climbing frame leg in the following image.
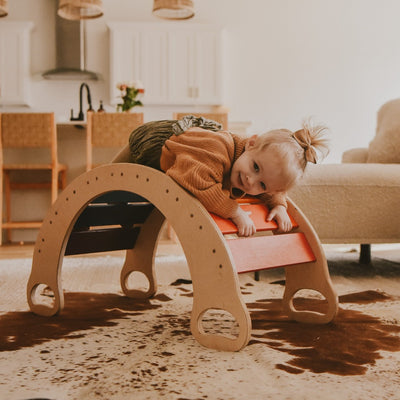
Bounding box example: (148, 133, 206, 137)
(181, 225, 252, 351)
(212, 197, 338, 326)
(120, 208, 165, 299)
(282, 199, 338, 323)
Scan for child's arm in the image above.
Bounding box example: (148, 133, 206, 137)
(231, 206, 256, 237)
(267, 204, 292, 232)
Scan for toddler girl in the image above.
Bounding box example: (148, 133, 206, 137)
(113, 115, 328, 236)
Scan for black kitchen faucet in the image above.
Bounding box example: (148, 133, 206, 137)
(70, 82, 93, 121)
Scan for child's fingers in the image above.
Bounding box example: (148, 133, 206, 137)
(238, 224, 256, 237)
(266, 209, 276, 221)
(279, 219, 293, 232)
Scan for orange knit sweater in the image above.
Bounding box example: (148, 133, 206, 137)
(160, 127, 287, 219)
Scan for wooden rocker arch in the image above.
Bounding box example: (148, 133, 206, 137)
(27, 163, 338, 352)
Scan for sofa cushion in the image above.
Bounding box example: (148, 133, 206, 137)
(342, 148, 368, 163)
(288, 163, 400, 243)
(367, 98, 400, 163)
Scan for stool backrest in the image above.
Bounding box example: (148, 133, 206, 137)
(1, 112, 56, 147)
(0, 112, 57, 164)
(86, 112, 144, 170)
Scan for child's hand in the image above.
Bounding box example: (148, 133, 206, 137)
(267, 205, 292, 232)
(231, 207, 256, 237)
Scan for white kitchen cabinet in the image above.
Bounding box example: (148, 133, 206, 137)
(0, 22, 33, 106)
(168, 28, 223, 104)
(108, 22, 224, 106)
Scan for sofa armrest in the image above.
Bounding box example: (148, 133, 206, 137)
(341, 148, 368, 163)
(288, 163, 400, 244)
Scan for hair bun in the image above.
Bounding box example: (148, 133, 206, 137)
(292, 120, 329, 164)
(293, 130, 317, 163)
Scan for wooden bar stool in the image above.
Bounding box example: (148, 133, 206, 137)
(86, 111, 144, 171)
(0, 112, 67, 244)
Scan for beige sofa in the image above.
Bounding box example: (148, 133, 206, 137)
(288, 163, 400, 262)
(289, 99, 400, 263)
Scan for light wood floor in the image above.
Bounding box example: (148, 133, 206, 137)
(0, 243, 36, 259)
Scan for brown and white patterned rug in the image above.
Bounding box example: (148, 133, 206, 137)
(1, 248, 400, 400)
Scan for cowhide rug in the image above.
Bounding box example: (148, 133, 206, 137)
(0, 248, 399, 400)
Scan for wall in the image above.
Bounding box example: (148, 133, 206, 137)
(2, 0, 400, 242)
(3, 0, 400, 162)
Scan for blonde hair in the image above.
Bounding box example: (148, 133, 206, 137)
(252, 119, 329, 191)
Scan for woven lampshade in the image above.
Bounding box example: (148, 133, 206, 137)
(0, 0, 8, 18)
(58, 0, 103, 20)
(153, 0, 194, 20)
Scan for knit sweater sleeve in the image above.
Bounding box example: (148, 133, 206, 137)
(160, 128, 239, 219)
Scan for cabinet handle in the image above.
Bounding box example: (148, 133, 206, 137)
(188, 87, 199, 98)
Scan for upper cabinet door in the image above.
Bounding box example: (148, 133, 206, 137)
(108, 26, 141, 105)
(140, 29, 169, 104)
(0, 22, 33, 106)
(168, 30, 194, 104)
(108, 23, 224, 106)
(168, 28, 223, 105)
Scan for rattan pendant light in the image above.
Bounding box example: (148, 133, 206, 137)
(58, 0, 103, 20)
(153, 0, 194, 20)
(0, 0, 8, 17)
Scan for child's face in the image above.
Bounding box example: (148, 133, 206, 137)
(231, 137, 285, 196)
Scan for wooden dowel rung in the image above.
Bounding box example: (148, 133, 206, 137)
(1, 221, 42, 229)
